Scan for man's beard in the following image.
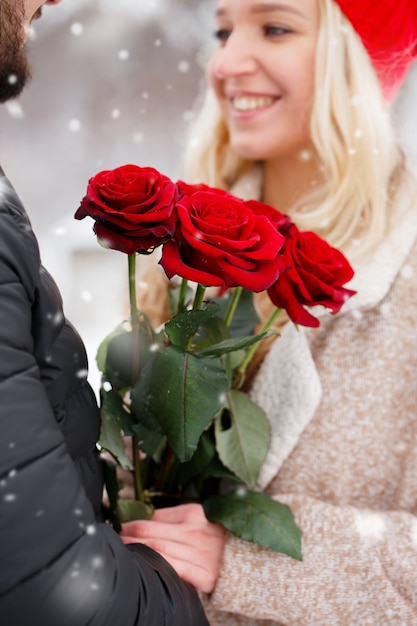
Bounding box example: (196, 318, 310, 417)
(0, 0, 32, 102)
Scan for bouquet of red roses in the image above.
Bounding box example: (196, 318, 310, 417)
(75, 164, 355, 560)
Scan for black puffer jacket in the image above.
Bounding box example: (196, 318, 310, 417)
(0, 169, 208, 626)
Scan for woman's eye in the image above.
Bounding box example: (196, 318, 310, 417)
(263, 25, 291, 36)
(213, 28, 231, 42)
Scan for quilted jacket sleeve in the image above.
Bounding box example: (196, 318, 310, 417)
(0, 189, 208, 625)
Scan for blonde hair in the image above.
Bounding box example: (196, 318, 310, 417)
(183, 0, 407, 260)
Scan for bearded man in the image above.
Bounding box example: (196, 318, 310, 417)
(0, 2, 209, 625)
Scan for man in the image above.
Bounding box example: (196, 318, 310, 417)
(0, 2, 208, 624)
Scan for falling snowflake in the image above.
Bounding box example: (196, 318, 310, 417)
(178, 61, 190, 74)
(354, 510, 386, 540)
(5, 101, 24, 119)
(81, 290, 93, 302)
(70, 22, 84, 37)
(299, 150, 312, 162)
(69, 119, 82, 133)
(3, 493, 17, 503)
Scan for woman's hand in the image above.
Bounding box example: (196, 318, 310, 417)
(120, 503, 227, 593)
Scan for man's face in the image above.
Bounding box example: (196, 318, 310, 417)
(0, 0, 59, 102)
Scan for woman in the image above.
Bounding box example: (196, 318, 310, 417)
(121, 0, 417, 623)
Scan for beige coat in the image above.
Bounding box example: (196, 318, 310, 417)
(202, 168, 417, 626)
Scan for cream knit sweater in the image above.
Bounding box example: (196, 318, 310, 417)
(202, 168, 417, 626)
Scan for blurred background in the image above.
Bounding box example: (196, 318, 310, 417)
(0, 0, 416, 391)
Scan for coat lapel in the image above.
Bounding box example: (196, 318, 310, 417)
(250, 323, 322, 489)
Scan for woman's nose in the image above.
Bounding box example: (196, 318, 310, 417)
(212, 34, 258, 79)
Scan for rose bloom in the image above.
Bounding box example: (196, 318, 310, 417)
(267, 223, 356, 328)
(245, 199, 292, 235)
(160, 188, 287, 291)
(177, 180, 213, 196)
(75, 164, 178, 254)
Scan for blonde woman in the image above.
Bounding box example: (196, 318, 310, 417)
(121, 0, 417, 623)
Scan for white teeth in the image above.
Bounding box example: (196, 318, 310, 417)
(232, 96, 275, 111)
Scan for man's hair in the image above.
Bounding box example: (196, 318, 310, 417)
(182, 0, 408, 259)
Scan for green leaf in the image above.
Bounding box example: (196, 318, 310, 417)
(165, 302, 220, 349)
(204, 490, 302, 560)
(193, 315, 230, 350)
(226, 350, 246, 373)
(96, 323, 126, 374)
(174, 430, 217, 485)
(146, 346, 230, 461)
(101, 458, 122, 533)
(196, 330, 274, 357)
(131, 422, 165, 457)
(200, 455, 241, 483)
(131, 360, 164, 433)
(215, 390, 270, 488)
(105, 323, 156, 389)
(117, 499, 154, 523)
(99, 390, 134, 470)
(101, 389, 137, 438)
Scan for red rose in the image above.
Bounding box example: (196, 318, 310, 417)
(177, 180, 213, 196)
(160, 189, 287, 291)
(245, 199, 292, 234)
(75, 164, 178, 254)
(267, 223, 356, 328)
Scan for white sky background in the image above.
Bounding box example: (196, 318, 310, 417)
(0, 0, 217, 391)
(0, 0, 416, 392)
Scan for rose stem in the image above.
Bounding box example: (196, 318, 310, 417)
(177, 278, 189, 314)
(183, 283, 207, 352)
(155, 446, 176, 494)
(192, 283, 207, 311)
(131, 439, 144, 502)
(128, 253, 145, 503)
(223, 286, 243, 328)
(235, 307, 282, 383)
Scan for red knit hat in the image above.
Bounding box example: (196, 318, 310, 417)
(334, 0, 417, 98)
